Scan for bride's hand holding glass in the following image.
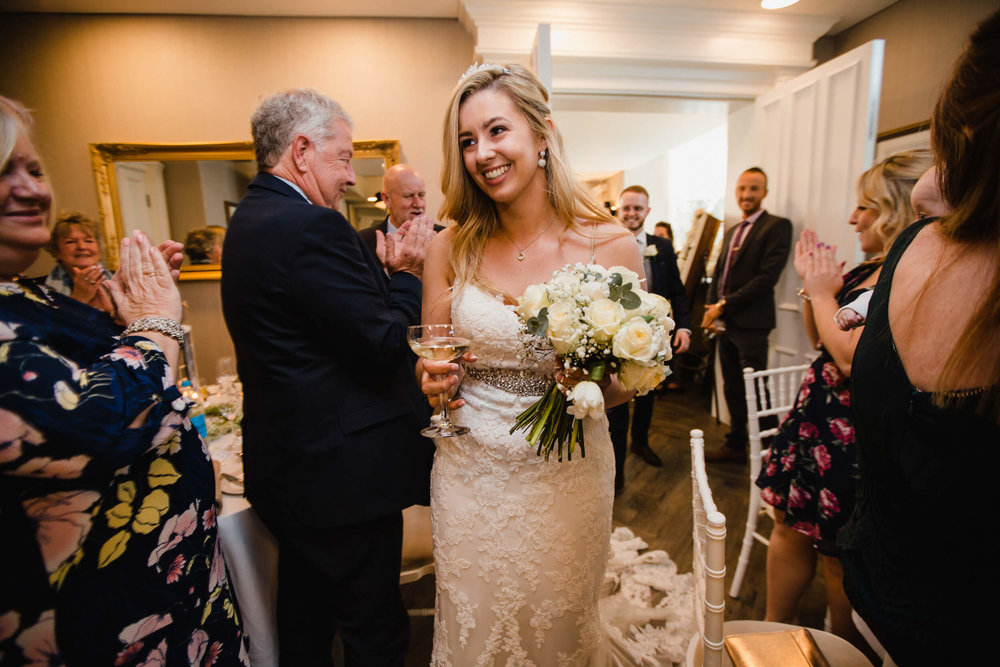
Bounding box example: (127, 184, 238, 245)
(408, 324, 475, 437)
(419, 352, 476, 409)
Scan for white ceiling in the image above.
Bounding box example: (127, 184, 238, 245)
(7, 1, 896, 100)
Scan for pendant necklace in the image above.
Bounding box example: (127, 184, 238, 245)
(504, 219, 555, 262)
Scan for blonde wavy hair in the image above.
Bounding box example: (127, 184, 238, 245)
(856, 149, 933, 254)
(439, 64, 614, 288)
(1, 95, 33, 175)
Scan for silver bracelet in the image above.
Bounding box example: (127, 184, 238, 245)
(796, 287, 812, 302)
(122, 316, 185, 343)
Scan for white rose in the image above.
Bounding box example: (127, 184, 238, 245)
(550, 270, 582, 297)
(580, 280, 608, 302)
(546, 300, 580, 355)
(643, 244, 659, 258)
(585, 298, 626, 343)
(638, 292, 675, 332)
(517, 283, 550, 320)
(612, 317, 661, 362)
(607, 266, 642, 292)
(566, 381, 605, 420)
(619, 360, 669, 396)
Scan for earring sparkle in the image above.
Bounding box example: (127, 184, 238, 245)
(537, 149, 547, 169)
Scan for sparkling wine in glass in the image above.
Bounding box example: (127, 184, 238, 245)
(408, 324, 472, 438)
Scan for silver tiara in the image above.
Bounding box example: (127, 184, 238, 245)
(460, 62, 511, 82)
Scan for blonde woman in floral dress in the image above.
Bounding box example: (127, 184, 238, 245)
(0, 96, 247, 666)
(755, 150, 931, 644)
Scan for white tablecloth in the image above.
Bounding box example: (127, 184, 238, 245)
(208, 433, 280, 667)
(207, 432, 434, 667)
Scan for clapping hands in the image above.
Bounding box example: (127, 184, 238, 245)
(377, 215, 437, 279)
(795, 230, 844, 299)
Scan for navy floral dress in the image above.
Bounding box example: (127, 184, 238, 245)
(0, 280, 248, 666)
(755, 263, 878, 547)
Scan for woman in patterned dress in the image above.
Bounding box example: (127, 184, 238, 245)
(0, 96, 248, 666)
(755, 149, 931, 642)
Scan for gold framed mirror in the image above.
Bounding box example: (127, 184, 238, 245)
(90, 139, 401, 280)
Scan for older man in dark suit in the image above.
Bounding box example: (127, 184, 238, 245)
(701, 167, 792, 463)
(606, 185, 692, 492)
(221, 89, 436, 666)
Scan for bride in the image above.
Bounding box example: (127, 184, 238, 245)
(419, 63, 681, 666)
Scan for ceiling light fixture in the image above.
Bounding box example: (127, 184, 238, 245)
(761, 0, 800, 9)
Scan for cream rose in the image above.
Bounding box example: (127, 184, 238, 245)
(585, 298, 626, 343)
(566, 381, 605, 420)
(619, 360, 669, 396)
(607, 265, 642, 292)
(580, 280, 608, 302)
(550, 270, 582, 298)
(612, 317, 663, 362)
(638, 292, 675, 332)
(546, 300, 580, 354)
(517, 283, 550, 320)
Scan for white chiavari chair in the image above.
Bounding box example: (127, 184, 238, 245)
(729, 364, 810, 599)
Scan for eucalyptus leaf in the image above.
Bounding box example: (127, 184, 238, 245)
(526, 307, 549, 336)
(620, 291, 641, 310)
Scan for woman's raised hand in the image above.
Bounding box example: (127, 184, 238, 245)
(802, 241, 845, 298)
(107, 230, 183, 325)
(794, 229, 820, 279)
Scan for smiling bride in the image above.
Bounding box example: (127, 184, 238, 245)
(417, 63, 692, 666)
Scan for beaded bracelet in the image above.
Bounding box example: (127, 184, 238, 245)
(122, 316, 185, 343)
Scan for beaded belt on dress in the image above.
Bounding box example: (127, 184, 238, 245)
(465, 366, 552, 397)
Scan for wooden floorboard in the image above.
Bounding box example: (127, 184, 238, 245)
(402, 385, 830, 665)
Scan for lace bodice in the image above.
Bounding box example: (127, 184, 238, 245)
(451, 282, 551, 374)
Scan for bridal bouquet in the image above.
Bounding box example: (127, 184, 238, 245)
(511, 263, 675, 461)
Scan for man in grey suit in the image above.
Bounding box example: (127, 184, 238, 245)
(701, 167, 792, 463)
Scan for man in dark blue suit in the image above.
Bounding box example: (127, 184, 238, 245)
(606, 185, 692, 493)
(221, 89, 436, 666)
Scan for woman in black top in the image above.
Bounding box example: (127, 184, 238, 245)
(839, 10, 1000, 664)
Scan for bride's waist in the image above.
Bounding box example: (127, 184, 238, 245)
(465, 366, 552, 397)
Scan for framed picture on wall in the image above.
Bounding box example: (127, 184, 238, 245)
(876, 121, 930, 161)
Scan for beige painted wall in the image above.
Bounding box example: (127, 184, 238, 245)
(0, 12, 474, 275)
(824, 0, 998, 135)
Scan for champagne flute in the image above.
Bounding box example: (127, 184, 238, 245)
(408, 324, 472, 438)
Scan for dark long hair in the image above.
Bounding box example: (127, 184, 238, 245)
(930, 8, 1000, 419)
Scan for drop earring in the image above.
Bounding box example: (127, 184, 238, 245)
(537, 149, 547, 169)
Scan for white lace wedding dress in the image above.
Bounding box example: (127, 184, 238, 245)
(430, 284, 693, 667)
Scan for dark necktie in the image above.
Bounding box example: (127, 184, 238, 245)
(720, 220, 751, 297)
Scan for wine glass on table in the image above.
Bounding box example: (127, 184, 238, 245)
(216, 356, 237, 387)
(408, 324, 472, 438)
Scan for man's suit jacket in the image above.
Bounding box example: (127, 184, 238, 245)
(221, 173, 433, 530)
(706, 211, 792, 331)
(358, 216, 446, 261)
(358, 216, 390, 259)
(643, 233, 692, 332)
